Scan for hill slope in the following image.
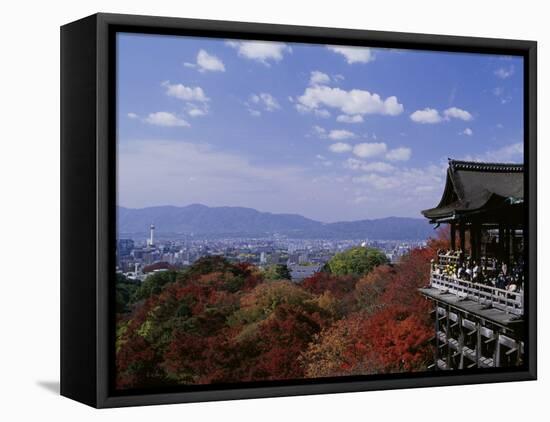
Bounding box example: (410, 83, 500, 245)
(117, 204, 434, 240)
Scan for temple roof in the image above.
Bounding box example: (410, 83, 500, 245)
(421, 159, 524, 223)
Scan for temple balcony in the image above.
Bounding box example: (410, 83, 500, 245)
(428, 271, 524, 317)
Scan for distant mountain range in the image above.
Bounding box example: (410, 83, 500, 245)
(117, 204, 434, 240)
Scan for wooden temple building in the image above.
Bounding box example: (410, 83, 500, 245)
(419, 159, 525, 370)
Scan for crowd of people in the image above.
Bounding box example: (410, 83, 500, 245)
(432, 249, 524, 292)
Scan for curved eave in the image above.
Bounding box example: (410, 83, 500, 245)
(423, 195, 523, 224)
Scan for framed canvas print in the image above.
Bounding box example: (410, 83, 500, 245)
(60, 13, 537, 408)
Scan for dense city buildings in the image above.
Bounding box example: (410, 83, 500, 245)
(117, 225, 426, 282)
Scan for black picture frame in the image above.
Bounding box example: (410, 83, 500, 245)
(60, 12, 537, 408)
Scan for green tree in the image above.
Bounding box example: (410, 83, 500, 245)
(326, 247, 388, 277)
(263, 264, 292, 281)
(131, 270, 178, 303)
(115, 273, 139, 313)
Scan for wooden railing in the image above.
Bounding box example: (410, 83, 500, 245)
(437, 253, 460, 266)
(429, 272, 523, 316)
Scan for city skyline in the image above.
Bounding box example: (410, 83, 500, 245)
(117, 33, 524, 222)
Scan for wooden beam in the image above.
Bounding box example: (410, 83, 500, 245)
(476, 322, 481, 368)
(450, 223, 456, 250)
(498, 224, 505, 264)
(459, 222, 466, 258)
(458, 314, 465, 370)
(434, 303, 440, 370)
(475, 222, 482, 263)
(494, 331, 501, 367)
(446, 304, 452, 367)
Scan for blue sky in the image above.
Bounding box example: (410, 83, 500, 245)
(117, 33, 524, 222)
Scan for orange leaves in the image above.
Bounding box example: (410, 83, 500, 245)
(116, 249, 436, 389)
(302, 271, 356, 298)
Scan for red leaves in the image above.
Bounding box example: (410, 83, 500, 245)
(302, 271, 356, 298)
(116, 250, 436, 389)
(356, 306, 432, 372)
(250, 304, 322, 380)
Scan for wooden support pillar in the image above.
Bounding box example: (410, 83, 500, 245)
(472, 222, 482, 263)
(459, 222, 466, 258)
(494, 332, 501, 368)
(476, 322, 482, 368)
(511, 226, 517, 263)
(504, 225, 510, 268)
(450, 223, 456, 250)
(498, 224, 505, 264)
(458, 314, 464, 370)
(434, 306, 440, 370)
(446, 305, 452, 367)
(470, 223, 477, 262)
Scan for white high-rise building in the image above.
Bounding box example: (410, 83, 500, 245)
(148, 223, 155, 246)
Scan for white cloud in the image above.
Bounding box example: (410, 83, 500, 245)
(327, 46, 375, 64)
(410, 108, 443, 124)
(118, 139, 323, 214)
(315, 154, 333, 167)
(314, 109, 331, 118)
(461, 128, 473, 136)
(162, 81, 209, 102)
(464, 142, 523, 163)
(313, 126, 355, 140)
(118, 140, 448, 221)
(188, 108, 207, 117)
(492, 87, 512, 104)
(296, 85, 403, 117)
(226, 40, 290, 65)
(121, 139, 413, 221)
(410, 106, 473, 124)
(352, 195, 369, 204)
(444, 107, 473, 121)
(248, 109, 261, 117)
(495, 66, 514, 79)
(336, 114, 364, 123)
(127, 112, 139, 119)
(196, 49, 225, 72)
(352, 173, 402, 190)
(309, 71, 331, 85)
(351, 164, 446, 194)
(329, 142, 353, 153)
(328, 129, 356, 140)
(250, 93, 280, 112)
(385, 147, 411, 161)
(313, 125, 326, 136)
(345, 158, 395, 173)
(144, 112, 190, 127)
(352, 142, 387, 158)
(296, 102, 331, 118)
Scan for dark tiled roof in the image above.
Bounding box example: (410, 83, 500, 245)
(422, 159, 524, 222)
(449, 159, 523, 173)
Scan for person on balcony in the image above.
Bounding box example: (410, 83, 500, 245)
(496, 263, 509, 290)
(465, 262, 473, 281)
(457, 262, 467, 280)
(472, 261, 481, 283)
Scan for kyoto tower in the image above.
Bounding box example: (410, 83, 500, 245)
(148, 223, 155, 247)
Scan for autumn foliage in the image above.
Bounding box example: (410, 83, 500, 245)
(116, 242, 438, 389)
